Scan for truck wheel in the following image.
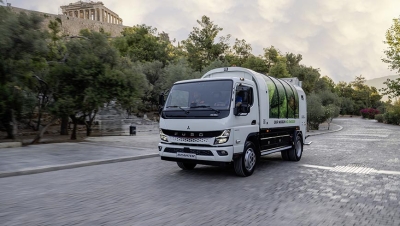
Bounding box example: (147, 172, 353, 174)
(234, 141, 257, 177)
(288, 134, 303, 161)
(177, 162, 197, 170)
(281, 149, 289, 161)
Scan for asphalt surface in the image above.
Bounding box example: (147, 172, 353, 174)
(0, 118, 399, 225)
(0, 122, 340, 177)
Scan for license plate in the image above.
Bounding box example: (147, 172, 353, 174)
(176, 152, 196, 159)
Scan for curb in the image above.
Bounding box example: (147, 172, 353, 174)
(306, 123, 343, 138)
(0, 153, 159, 179)
(0, 142, 22, 149)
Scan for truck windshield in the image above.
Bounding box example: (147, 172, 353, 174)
(163, 80, 233, 118)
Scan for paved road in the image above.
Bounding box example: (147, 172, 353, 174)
(0, 118, 399, 226)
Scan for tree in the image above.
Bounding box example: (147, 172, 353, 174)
(263, 46, 280, 72)
(334, 81, 353, 99)
(339, 97, 355, 115)
(285, 52, 302, 75)
(324, 104, 340, 130)
(268, 56, 290, 78)
(182, 15, 231, 72)
(381, 76, 400, 100)
(226, 38, 252, 66)
(242, 55, 269, 74)
(113, 24, 173, 65)
(0, 9, 49, 139)
(50, 30, 119, 139)
(315, 76, 335, 93)
(290, 65, 321, 94)
(161, 58, 197, 90)
(111, 57, 147, 118)
(306, 93, 326, 130)
(383, 17, 400, 73)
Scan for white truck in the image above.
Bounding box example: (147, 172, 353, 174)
(158, 67, 307, 176)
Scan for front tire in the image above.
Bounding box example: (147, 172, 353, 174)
(177, 162, 197, 170)
(288, 134, 303, 161)
(234, 141, 257, 177)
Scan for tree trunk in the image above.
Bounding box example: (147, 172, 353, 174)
(35, 107, 42, 131)
(85, 111, 97, 137)
(60, 116, 69, 135)
(31, 117, 58, 144)
(3, 110, 17, 139)
(70, 115, 78, 140)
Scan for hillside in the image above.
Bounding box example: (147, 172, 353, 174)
(365, 75, 399, 101)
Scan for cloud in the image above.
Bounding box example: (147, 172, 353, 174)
(7, 0, 400, 83)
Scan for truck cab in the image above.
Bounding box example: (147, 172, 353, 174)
(158, 67, 307, 176)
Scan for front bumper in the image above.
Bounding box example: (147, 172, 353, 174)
(158, 143, 234, 164)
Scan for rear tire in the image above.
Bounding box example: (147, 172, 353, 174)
(288, 134, 303, 161)
(234, 141, 257, 177)
(177, 162, 197, 170)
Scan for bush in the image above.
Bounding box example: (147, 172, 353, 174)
(360, 108, 380, 119)
(375, 114, 384, 123)
(383, 106, 400, 125)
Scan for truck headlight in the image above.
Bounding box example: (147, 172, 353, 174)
(160, 129, 168, 142)
(214, 129, 230, 144)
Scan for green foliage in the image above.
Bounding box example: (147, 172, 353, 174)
(290, 65, 320, 94)
(48, 30, 120, 137)
(268, 56, 290, 78)
(314, 76, 335, 93)
(382, 17, 400, 73)
(182, 15, 231, 71)
(324, 103, 340, 126)
(0, 10, 49, 138)
(349, 75, 382, 114)
(225, 38, 252, 66)
(162, 58, 197, 90)
(263, 46, 279, 71)
(285, 52, 302, 75)
(307, 93, 326, 130)
(375, 114, 384, 123)
(319, 90, 339, 106)
(339, 97, 354, 115)
(383, 106, 400, 125)
(380, 76, 400, 100)
(113, 24, 173, 65)
(242, 55, 269, 74)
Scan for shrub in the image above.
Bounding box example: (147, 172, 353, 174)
(383, 106, 400, 125)
(375, 114, 384, 123)
(360, 108, 380, 119)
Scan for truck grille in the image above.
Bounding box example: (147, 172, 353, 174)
(173, 137, 209, 143)
(164, 148, 214, 156)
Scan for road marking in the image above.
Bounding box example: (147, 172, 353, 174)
(300, 164, 400, 175)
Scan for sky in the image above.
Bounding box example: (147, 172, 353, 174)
(4, 0, 400, 83)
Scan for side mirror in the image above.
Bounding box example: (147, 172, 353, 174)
(234, 103, 250, 116)
(159, 93, 165, 106)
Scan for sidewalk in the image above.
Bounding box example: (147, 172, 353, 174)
(0, 123, 342, 178)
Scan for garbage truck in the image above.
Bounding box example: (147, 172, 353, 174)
(158, 67, 307, 176)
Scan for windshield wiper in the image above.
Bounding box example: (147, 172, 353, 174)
(190, 105, 220, 113)
(166, 106, 189, 114)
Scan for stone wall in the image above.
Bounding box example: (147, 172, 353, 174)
(9, 6, 127, 37)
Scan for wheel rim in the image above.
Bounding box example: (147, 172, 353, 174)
(295, 139, 302, 157)
(244, 148, 256, 171)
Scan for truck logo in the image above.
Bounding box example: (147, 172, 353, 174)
(187, 126, 190, 130)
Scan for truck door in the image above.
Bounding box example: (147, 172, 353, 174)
(233, 83, 259, 153)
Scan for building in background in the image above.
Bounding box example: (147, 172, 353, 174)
(61, 1, 123, 25)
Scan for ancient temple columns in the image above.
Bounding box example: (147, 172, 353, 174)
(61, 1, 122, 25)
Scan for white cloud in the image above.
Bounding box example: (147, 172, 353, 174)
(7, 0, 400, 82)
